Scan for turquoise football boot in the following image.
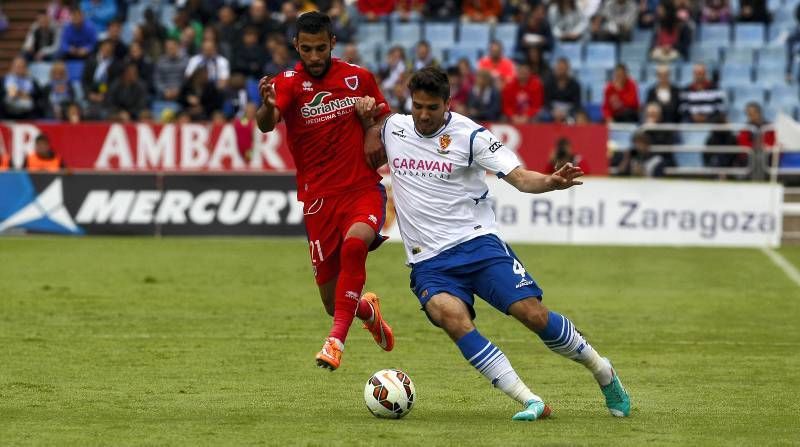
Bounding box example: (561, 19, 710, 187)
(511, 399, 552, 421)
(601, 358, 631, 417)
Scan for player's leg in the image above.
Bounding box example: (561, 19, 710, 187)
(317, 277, 336, 316)
(424, 293, 550, 421)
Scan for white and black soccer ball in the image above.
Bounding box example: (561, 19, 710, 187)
(363, 369, 416, 419)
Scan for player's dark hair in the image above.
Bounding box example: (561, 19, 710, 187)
(296, 11, 333, 39)
(408, 67, 450, 102)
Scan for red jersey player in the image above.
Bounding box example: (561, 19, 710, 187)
(256, 11, 394, 371)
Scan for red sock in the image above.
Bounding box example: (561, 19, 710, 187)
(329, 238, 368, 343)
(356, 298, 374, 322)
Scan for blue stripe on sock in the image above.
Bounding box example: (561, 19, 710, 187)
(537, 311, 567, 342)
(473, 347, 498, 369)
(456, 329, 490, 361)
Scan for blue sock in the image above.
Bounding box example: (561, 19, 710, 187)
(455, 329, 539, 404)
(535, 311, 612, 385)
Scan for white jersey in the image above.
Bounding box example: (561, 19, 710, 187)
(381, 112, 520, 264)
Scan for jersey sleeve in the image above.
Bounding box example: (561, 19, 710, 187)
(269, 72, 295, 116)
(470, 127, 520, 178)
(379, 113, 397, 145)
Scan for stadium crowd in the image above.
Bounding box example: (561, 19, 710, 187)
(0, 0, 797, 172)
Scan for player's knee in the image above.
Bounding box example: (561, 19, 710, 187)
(340, 237, 368, 266)
(511, 298, 549, 331)
(425, 296, 473, 340)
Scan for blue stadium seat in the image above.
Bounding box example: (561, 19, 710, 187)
(768, 91, 800, 112)
(446, 45, 482, 66)
(126, 3, 147, 25)
(724, 47, 754, 65)
(585, 43, 617, 69)
(633, 27, 653, 43)
(357, 41, 381, 68)
(71, 81, 84, 103)
(552, 42, 583, 68)
(610, 129, 634, 150)
(425, 22, 456, 46)
(727, 107, 746, 123)
(675, 132, 708, 168)
(768, 0, 782, 13)
(493, 23, 519, 54)
(29, 62, 52, 86)
(626, 62, 643, 81)
(719, 65, 752, 88)
(690, 43, 722, 63)
(758, 46, 787, 69)
(586, 82, 606, 103)
(65, 60, 85, 82)
(577, 66, 609, 87)
(584, 103, 603, 122)
(620, 42, 649, 64)
(734, 23, 766, 47)
(770, 83, 798, 103)
(638, 82, 652, 104)
(356, 23, 388, 43)
(643, 64, 678, 83)
(757, 67, 789, 87)
(699, 24, 731, 44)
(731, 85, 766, 110)
(391, 22, 422, 48)
(246, 78, 260, 103)
(768, 23, 791, 42)
(678, 62, 697, 84)
(152, 100, 181, 118)
(459, 22, 492, 48)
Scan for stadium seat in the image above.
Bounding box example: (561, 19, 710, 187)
(552, 42, 583, 68)
(391, 22, 422, 49)
(724, 47, 754, 65)
(719, 65, 752, 88)
(160, 4, 176, 29)
(699, 24, 731, 44)
(770, 83, 799, 103)
(768, 91, 800, 113)
(690, 43, 722, 63)
(768, 0, 782, 13)
(29, 62, 52, 86)
(757, 67, 789, 88)
(584, 102, 603, 122)
(446, 45, 482, 66)
(357, 41, 381, 68)
(732, 85, 766, 110)
(758, 46, 787, 69)
(609, 129, 634, 150)
(585, 43, 617, 69)
(638, 82, 652, 104)
(586, 82, 606, 103)
(71, 81, 84, 103)
(459, 23, 492, 48)
(675, 132, 707, 168)
(632, 27, 653, 43)
(152, 100, 181, 119)
(246, 78, 260, 104)
(126, 3, 147, 25)
(734, 23, 766, 47)
(643, 64, 678, 83)
(577, 66, 609, 87)
(681, 130, 711, 147)
(356, 22, 388, 43)
(626, 62, 643, 81)
(678, 62, 697, 84)
(424, 22, 456, 47)
(727, 107, 746, 123)
(493, 23, 519, 54)
(65, 60, 85, 82)
(620, 42, 649, 64)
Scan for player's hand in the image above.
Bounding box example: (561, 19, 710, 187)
(356, 96, 386, 122)
(545, 162, 584, 190)
(364, 126, 388, 169)
(258, 76, 276, 108)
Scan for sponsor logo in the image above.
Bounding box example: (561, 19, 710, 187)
(421, 289, 429, 298)
(411, 247, 422, 255)
(487, 139, 503, 153)
(345, 291, 360, 300)
(0, 177, 84, 235)
(300, 91, 359, 121)
(438, 134, 451, 154)
(391, 128, 406, 138)
(344, 75, 359, 90)
(368, 214, 378, 225)
(302, 81, 313, 91)
(515, 278, 534, 289)
(391, 158, 453, 179)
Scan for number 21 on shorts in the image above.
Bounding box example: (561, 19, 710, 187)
(309, 239, 324, 263)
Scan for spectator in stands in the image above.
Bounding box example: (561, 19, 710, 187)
(328, 0, 355, 43)
(680, 62, 726, 123)
(424, 0, 461, 21)
(549, 0, 588, 42)
(378, 46, 407, 92)
(650, 0, 691, 62)
(60, 7, 98, 60)
(23, 11, 61, 62)
(386, 73, 412, 113)
(185, 39, 230, 90)
(737, 102, 775, 149)
(467, 69, 502, 121)
(104, 19, 128, 60)
(232, 27, 267, 78)
(179, 66, 223, 121)
(588, 13, 614, 41)
(278, 2, 300, 49)
(107, 63, 149, 122)
(704, 114, 739, 168)
(675, 0, 700, 22)
(601, 0, 637, 41)
(81, 39, 120, 119)
(66, 102, 82, 123)
(139, 8, 167, 61)
(641, 102, 677, 166)
(545, 137, 590, 174)
(516, 4, 555, 53)
(602, 63, 640, 123)
(502, 63, 544, 124)
(785, 5, 800, 83)
(701, 0, 732, 23)
(393, 0, 425, 22)
(477, 40, 517, 87)
(223, 73, 249, 119)
(357, 0, 396, 22)
(23, 134, 65, 172)
(412, 41, 437, 71)
(646, 64, 681, 122)
(616, 131, 668, 176)
(263, 42, 294, 76)
(447, 66, 470, 115)
(155, 38, 189, 101)
(462, 0, 503, 23)
(1, 57, 40, 119)
(738, 0, 771, 23)
(183, 0, 214, 25)
(457, 58, 476, 89)
(169, 8, 204, 53)
(40, 61, 76, 120)
(47, 0, 72, 26)
(124, 41, 154, 95)
(80, 0, 117, 34)
(638, 0, 659, 28)
(525, 47, 552, 82)
(214, 5, 239, 60)
(543, 57, 582, 120)
(239, 0, 278, 44)
(341, 43, 363, 65)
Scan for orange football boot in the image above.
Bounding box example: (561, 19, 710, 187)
(361, 292, 395, 352)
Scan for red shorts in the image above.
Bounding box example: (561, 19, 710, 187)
(303, 184, 387, 285)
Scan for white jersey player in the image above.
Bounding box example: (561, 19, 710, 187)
(362, 67, 631, 421)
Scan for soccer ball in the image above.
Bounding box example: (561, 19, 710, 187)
(363, 369, 416, 419)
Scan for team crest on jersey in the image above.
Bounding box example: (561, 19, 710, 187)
(344, 75, 359, 90)
(437, 134, 451, 154)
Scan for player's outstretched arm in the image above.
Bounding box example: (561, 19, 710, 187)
(256, 76, 281, 132)
(364, 120, 388, 169)
(502, 163, 584, 194)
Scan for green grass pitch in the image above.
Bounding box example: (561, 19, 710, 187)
(1, 238, 799, 446)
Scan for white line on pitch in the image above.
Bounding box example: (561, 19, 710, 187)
(761, 247, 800, 288)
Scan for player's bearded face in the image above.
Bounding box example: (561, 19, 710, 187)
(295, 32, 334, 78)
(411, 91, 449, 136)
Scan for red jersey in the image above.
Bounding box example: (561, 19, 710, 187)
(271, 58, 389, 202)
